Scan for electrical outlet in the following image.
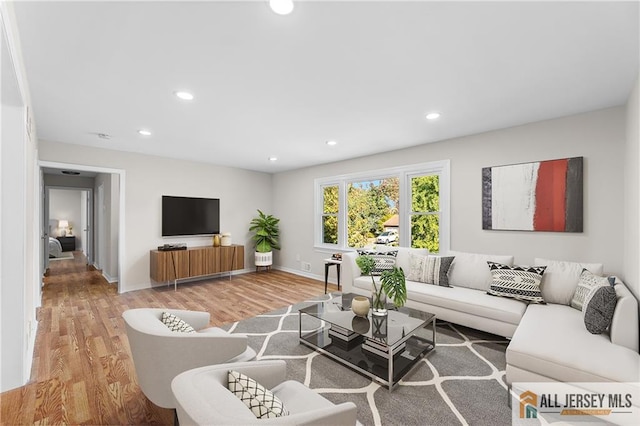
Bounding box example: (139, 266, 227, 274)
(301, 261, 311, 272)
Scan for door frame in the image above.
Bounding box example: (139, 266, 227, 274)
(39, 161, 126, 293)
(45, 186, 93, 265)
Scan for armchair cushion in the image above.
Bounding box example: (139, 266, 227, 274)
(162, 311, 196, 333)
(228, 370, 289, 419)
(172, 361, 358, 425)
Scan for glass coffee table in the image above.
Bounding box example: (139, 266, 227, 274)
(298, 293, 436, 391)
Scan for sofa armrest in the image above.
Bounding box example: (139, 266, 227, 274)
(611, 278, 639, 352)
(341, 252, 361, 294)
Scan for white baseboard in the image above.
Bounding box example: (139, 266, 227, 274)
(273, 265, 329, 283)
(102, 272, 118, 284)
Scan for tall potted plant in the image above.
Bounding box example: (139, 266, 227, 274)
(355, 255, 407, 315)
(249, 209, 280, 269)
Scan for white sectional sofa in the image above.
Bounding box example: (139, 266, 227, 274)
(341, 247, 640, 385)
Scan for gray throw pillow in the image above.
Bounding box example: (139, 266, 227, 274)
(582, 285, 618, 334)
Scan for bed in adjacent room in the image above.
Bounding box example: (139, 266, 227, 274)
(49, 237, 63, 258)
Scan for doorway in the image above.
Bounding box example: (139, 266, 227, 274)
(39, 161, 125, 293)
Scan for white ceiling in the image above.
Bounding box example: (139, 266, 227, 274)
(13, 1, 639, 173)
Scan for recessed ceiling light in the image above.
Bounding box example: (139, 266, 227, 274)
(269, 0, 294, 15)
(426, 112, 441, 120)
(175, 91, 194, 101)
(268, 156, 278, 162)
(326, 140, 338, 146)
(138, 129, 151, 136)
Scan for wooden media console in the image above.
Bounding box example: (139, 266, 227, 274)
(150, 244, 244, 290)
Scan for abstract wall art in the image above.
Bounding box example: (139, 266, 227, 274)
(482, 157, 583, 232)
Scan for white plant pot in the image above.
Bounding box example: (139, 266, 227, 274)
(255, 251, 273, 267)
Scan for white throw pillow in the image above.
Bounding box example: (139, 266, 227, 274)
(447, 251, 514, 291)
(534, 258, 604, 306)
(161, 312, 196, 333)
(228, 370, 289, 419)
(394, 247, 429, 273)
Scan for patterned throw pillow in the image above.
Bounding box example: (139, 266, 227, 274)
(407, 253, 455, 287)
(582, 285, 618, 334)
(161, 312, 196, 333)
(570, 269, 613, 311)
(487, 262, 546, 303)
(228, 370, 289, 419)
(357, 250, 398, 276)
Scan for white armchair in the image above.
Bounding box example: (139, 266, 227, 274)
(171, 360, 358, 425)
(122, 308, 256, 408)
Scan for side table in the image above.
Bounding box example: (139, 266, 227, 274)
(324, 258, 342, 294)
(56, 236, 76, 252)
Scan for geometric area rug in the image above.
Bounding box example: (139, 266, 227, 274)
(222, 292, 512, 426)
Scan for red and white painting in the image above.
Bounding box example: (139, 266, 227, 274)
(482, 157, 583, 232)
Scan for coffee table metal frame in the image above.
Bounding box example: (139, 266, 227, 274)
(298, 294, 436, 391)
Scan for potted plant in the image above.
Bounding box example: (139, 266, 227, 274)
(355, 255, 407, 315)
(249, 209, 280, 269)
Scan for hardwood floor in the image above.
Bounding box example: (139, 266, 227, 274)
(1, 252, 334, 425)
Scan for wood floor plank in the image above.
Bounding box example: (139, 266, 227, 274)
(1, 251, 333, 424)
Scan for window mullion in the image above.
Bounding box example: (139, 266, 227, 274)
(338, 181, 347, 248)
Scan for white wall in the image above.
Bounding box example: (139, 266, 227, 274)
(624, 74, 640, 299)
(0, 1, 39, 392)
(273, 107, 627, 281)
(49, 188, 83, 249)
(38, 141, 273, 292)
(94, 172, 118, 282)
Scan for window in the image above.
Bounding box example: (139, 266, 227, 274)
(321, 185, 338, 244)
(409, 174, 440, 252)
(315, 161, 449, 253)
(347, 178, 399, 248)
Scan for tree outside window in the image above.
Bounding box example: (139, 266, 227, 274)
(410, 175, 440, 252)
(347, 178, 398, 248)
(322, 185, 338, 244)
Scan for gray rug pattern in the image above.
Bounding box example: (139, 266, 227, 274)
(222, 292, 511, 426)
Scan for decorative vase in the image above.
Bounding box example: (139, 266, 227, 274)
(371, 288, 387, 316)
(372, 315, 388, 339)
(351, 296, 370, 317)
(221, 232, 232, 246)
(351, 316, 370, 334)
(213, 234, 221, 247)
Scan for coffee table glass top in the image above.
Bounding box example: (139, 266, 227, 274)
(299, 293, 435, 347)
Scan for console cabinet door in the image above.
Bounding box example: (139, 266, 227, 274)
(150, 245, 243, 283)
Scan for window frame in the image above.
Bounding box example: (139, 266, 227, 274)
(314, 160, 450, 253)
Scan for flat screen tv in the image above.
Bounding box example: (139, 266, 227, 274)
(162, 196, 220, 237)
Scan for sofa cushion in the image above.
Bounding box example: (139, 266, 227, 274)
(583, 285, 618, 334)
(357, 250, 397, 275)
(487, 262, 546, 303)
(507, 304, 639, 383)
(447, 251, 514, 291)
(570, 269, 611, 311)
(534, 258, 603, 305)
(228, 370, 289, 419)
(394, 248, 429, 272)
(407, 253, 455, 286)
(405, 280, 527, 325)
(161, 312, 196, 333)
